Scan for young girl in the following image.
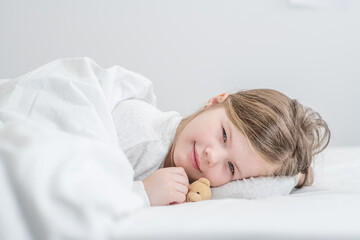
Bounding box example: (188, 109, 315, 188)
(0, 58, 331, 239)
(0, 57, 330, 208)
(112, 88, 331, 206)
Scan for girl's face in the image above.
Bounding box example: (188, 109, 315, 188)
(173, 104, 279, 187)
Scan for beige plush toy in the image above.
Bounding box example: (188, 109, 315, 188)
(186, 178, 212, 202)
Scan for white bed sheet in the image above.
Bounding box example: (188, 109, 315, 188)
(114, 146, 360, 240)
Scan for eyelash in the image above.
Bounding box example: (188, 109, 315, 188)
(228, 161, 235, 175)
(222, 128, 227, 143)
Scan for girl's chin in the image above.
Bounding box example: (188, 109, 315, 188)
(187, 173, 198, 183)
(189, 177, 196, 183)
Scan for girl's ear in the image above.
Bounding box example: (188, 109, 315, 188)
(205, 93, 229, 108)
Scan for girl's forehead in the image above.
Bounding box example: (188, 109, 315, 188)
(205, 105, 227, 116)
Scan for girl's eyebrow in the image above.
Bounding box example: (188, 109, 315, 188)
(228, 122, 233, 147)
(226, 120, 233, 150)
(227, 121, 242, 179)
(227, 122, 243, 179)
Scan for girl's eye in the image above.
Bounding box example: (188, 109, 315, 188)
(228, 161, 235, 175)
(222, 128, 227, 143)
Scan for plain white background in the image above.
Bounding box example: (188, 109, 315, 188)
(0, 0, 359, 146)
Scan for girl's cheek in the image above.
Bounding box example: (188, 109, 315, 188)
(206, 169, 225, 187)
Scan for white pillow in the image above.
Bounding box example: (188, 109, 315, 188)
(211, 175, 300, 200)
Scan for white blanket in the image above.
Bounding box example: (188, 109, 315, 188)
(0, 57, 156, 240)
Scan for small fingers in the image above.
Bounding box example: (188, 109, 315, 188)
(165, 167, 189, 187)
(167, 167, 187, 177)
(172, 174, 189, 188)
(171, 191, 187, 204)
(175, 182, 189, 195)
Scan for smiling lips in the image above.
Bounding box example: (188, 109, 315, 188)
(190, 142, 201, 172)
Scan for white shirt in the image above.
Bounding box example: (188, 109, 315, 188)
(112, 99, 181, 206)
(112, 99, 299, 207)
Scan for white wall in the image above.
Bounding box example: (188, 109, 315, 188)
(0, 0, 359, 146)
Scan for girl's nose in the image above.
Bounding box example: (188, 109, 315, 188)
(204, 146, 220, 167)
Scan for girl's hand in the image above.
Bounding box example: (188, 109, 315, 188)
(143, 167, 190, 206)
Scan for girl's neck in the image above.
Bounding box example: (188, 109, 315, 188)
(163, 145, 175, 168)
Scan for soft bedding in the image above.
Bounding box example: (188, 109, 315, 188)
(0, 57, 156, 239)
(0, 58, 358, 240)
(115, 146, 360, 240)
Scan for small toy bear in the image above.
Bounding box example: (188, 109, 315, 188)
(186, 177, 212, 202)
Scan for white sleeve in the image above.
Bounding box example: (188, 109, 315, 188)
(132, 181, 151, 207)
(211, 175, 301, 200)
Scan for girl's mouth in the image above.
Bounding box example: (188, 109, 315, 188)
(190, 142, 201, 173)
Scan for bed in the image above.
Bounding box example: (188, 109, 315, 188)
(0, 58, 359, 240)
(115, 146, 360, 240)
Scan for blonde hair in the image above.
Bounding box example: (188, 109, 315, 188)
(167, 89, 331, 187)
